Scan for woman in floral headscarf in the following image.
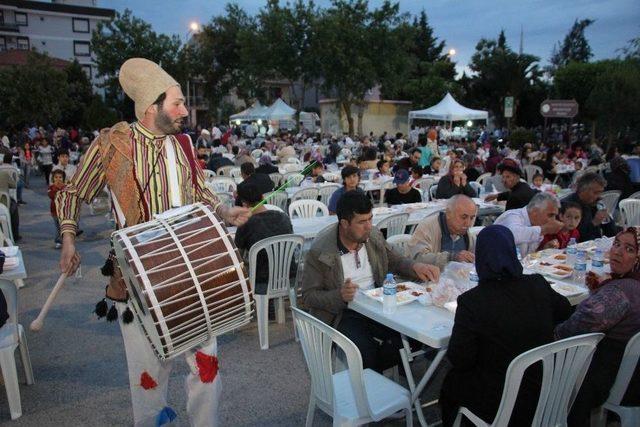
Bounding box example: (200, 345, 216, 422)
(556, 226, 640, 426)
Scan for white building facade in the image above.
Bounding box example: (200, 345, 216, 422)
(0, 0, 114, 89)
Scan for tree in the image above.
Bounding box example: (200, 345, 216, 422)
(313, 0, 408, 135)
(83, 96, 119, 130)
(61, 60, 94, 126)
(193, 4, 262, 119)
(466, 31, 543, 126)
(618, 36, 640, 60)
(0, 51, 69, 128)
(548, 18, 594, 76)
(242, 0, 320, 112)
(586, 60, 640, 144)
(91, 9, 183, 120)
(384, 10, 459, 108)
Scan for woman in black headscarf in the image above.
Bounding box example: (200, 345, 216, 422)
(439, 225, 573, 426)
(605, 156, 635, 201)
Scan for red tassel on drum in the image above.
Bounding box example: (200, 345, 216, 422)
(140, 371, 158, 390)
(195, 351, 219, 383)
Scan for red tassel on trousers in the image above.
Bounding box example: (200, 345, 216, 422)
(195, 351, 219, 383)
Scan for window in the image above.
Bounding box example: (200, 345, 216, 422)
(15, 12, 27, 26)
(16, 37, 29, 50)
(0, 37, 6, 52)
(82, 64, 92, 79)
(72, 18, 89, 33)
(73, 41, 90, 56)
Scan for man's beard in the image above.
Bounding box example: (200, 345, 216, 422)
(155, 109, 183, 135)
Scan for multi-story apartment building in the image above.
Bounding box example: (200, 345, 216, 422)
(0, 0, 114, 89)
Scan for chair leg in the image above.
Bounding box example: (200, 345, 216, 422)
(590, 407, 606, 427)
(255, 296, 269, 350)
(405, 406, 413, 427)
(0, 350, 22, 420)
(453, 410, 463, 427)
(18, 329, 34, 385)
(276, 297, 285, 324)
(305, 395, 316, 427)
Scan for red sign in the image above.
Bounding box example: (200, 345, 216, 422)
(540, 99, 579, 118)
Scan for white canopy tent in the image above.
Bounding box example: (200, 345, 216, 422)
(408, 93, 488, 126)
(229, 101, 269, 122)
(264, 98, 297, 121)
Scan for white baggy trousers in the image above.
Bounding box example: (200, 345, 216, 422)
(116, 302, 221, 426)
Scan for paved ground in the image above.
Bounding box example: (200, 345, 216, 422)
(1, 172, 446, 426)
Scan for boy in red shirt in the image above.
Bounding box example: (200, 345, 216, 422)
(538, 201, 582, 250)
(48, 169, 66, 248)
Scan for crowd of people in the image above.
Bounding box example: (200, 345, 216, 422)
(1, 69, 639, 425)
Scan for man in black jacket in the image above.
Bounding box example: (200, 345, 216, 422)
(235, 162, 274, 206)
(564, 172, 619, 242)
(485, 159, 537, 211)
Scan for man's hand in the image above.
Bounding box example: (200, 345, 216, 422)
(454, 250, 475, 263)
(412, 263, 440, 283)
(340, 278, 358, 302)
(541, 218, 564, 235)
(59, 234, 80, 275)
(593, 209, 608, 226)
(542, 239, 560, 249)
(460, 173, 467, 187)
(484, 193, 498, 202)
(222, 206, 251, 226)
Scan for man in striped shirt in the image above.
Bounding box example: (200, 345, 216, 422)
(56, 58, 249, 426)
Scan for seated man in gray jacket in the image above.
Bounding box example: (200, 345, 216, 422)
(408, 195, 478, 271)
(302, 190, 439, 373)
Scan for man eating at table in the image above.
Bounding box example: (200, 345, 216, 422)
(494, 192, 564, 257)
(301, 191, 440, 373)
(408, 195, 478, 271)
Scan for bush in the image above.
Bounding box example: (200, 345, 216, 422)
(509, 127, 536, 149)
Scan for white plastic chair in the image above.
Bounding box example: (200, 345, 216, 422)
(629, 191, 640, 200)
(318, 184, 341, 206)
(286, 157, 302, 165)
(283, 172, 306, 187)
(429, 184, 438, 201)
(453, 333, 604, 427)
(0, 190, 10, 209)
(322, 172, 340, 183)
(386, 234, 412, 257)
(0, 279, 35, 419)
(263, 191, 288, 212)
(229, 167, 242, 178)
(207, 177, 237, 193)
(413, 177, 435, 191)
(251, 149, 263, 160)
(591, 331, 640, 427)
(469, 181, 483, 197)
(202, 169, 216, 181)
(375, 213, 409, 238)
(0, 204, 13, 243)
(217, 165, 234, 176)
(523, 165, 543, 184)
(379, 180, 396, 207)
(263, 203, 284, 213)
(600, 190, 621, 214)
(268, 173, 282, 187)
(619, 199, 640, 227)
(249, 234, 304, 350)
(291, 187, 319, 203)
(289, 200, 328, 219)
(292, 307, 413, 427)
(476, 172, 492, 187)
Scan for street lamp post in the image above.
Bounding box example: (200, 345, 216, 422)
(185, 21, 200, 127)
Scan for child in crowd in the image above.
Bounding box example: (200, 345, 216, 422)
(538, 201, 582, 250)
(374, 159, 392, 179)
(531, 172, 554, 192)
(48, 169, 66, 249)
(410, 165, 423, 184)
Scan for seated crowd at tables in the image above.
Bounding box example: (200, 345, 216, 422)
(197, 125, 639, 426)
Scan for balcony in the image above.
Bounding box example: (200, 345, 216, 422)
(0, 22, 20, 33)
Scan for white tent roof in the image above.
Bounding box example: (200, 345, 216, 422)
(409, 93, 488, 122)
(265, 98, 296, 121)
(229, 101, 269, 121)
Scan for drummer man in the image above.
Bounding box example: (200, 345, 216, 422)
(56, 58, 249, 426)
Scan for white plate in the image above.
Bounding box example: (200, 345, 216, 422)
(362, 287, 418, 306)
(551, 283, 585, 298)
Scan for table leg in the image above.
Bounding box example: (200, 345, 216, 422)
(399, 336, 447, 427)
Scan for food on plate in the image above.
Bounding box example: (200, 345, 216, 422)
(554, 254, 567, 261)
(540, 262, 552, 266)
(554, 264, 573, 272)
(396, 284, 409, 292)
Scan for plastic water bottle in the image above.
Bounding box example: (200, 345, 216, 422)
(591, 248, 605, 275)
(382, 273, 397, 315)
(516, 247, 523, 262)
(567, 238, 577, 265)
(574, 250, 587, 285)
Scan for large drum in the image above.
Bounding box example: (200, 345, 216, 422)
(112, 203, 252, 360)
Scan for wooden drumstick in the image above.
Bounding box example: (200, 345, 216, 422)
(30, 273, 67, 332)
